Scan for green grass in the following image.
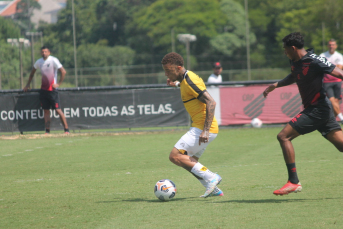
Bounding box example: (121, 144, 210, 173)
(1, 128, 342, 228)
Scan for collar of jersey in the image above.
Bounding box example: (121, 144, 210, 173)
(182, 70, 188, 80)
(43, 56, 52, 61)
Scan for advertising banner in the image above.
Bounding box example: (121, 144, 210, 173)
(219, 84, 303, 125)
(0, 89, 189, 132)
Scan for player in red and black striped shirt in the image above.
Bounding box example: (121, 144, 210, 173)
(263, 32, 343, 195)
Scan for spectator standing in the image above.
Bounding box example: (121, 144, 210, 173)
(23, 46, 69, 134)
(207, 62, 223, 83)
(320, 39, 343, 123)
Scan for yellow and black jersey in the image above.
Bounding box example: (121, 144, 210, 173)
(180, 70, 218, 133)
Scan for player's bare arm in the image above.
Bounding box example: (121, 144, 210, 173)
(197, 91, 216, 145)
(166, 78, 180, 87)
(53, 67, 66, 89)
(263, 73, 296, 98)
(23, 68, 37, 92)
(329, 66, 343, 80)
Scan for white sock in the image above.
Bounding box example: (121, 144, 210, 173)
(197, 178, 221, 194)
(191, 162, 216, 182)
(197, 178, 207, 188)
(338, 113, 343, 121)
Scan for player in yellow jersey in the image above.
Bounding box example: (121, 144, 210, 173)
(161, 52, 222, 198)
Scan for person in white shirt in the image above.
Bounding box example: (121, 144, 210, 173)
(320, 39, 343, 123)
(23, 46, 69, 134)
(207, 62, 223, 83)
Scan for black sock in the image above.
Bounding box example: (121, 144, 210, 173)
(64, 128, 69, 133)
(45, 129, 50, 133)
(286, 163, 299, 184)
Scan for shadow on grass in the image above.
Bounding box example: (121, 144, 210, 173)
(96, 197, 199, 203)
(210, 197, 342, 204)
(96, 197, 342, 204)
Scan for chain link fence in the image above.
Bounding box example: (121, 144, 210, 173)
(0, 54, 289, 89)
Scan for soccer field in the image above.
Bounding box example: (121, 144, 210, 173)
(1, 128, 342, 228)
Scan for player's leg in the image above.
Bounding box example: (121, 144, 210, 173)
(43, 109, 51, 134)
(273, 112, 318, 196)
(326, 129, 343, 152)
(169, 127, 221, 197)
(319, 112, 343, 152)
(329, 97, 340, 117)
(332, 82, 343, 122)
(51, 91, 69, 133)
(277, 124, 301, 180)
(169, 147, 221, 198)
(39, 90, 52, 134)
(192, 155, 223, 196)
(169, 147, 197, 171)
(55, 109, 69, 133)
(325, 82, 341, 118)
(274, 124, 302, 195)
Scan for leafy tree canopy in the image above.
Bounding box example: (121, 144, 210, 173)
(210, 0, 256, 56)
(14, 0, 41, 31)
(0, 17, 21, 42)
(127, 0, 226, 55)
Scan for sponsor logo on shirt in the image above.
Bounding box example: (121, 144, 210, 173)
(309, 54, 333, 67)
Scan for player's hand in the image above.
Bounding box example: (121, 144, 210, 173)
(23, 85, 30, 92)
(199, 130, 210, 145)
(263, 84, 277, 98)
(167, 79, 179, 87)
(52, 83, 59, 89)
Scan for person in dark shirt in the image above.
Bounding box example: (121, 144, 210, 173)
(263, 32, 343, 195)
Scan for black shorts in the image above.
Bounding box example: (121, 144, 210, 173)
(289, 103, 341, 137)
(39, 90, 61, 110)
(323, 82, 342, 100)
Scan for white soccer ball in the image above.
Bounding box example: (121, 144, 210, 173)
(154, 179, 176, 201)
(251, 118, 263, 128)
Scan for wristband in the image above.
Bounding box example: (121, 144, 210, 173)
(175, 82, 180, 87)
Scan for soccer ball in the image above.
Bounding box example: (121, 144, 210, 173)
(251, 118, 263, 128)
(154, 179, 176, 201)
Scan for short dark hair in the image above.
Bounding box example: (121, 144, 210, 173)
(161, 52, 184, 66)
(282, 32, 304, 49)
(328, 39, 336, 43)
(41, 46, 50, 51)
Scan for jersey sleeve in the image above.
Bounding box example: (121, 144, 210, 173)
(33, 60, 40, 69)
(337, 53, 343, 65)
(314, 57, 336, 74)
(52, 57, 63, 69)
(185, 73, 207, 99)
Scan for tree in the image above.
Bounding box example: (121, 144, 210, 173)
(0, 17, 21, 41)
(209, 0, 256, 56)
(0, 18, 29, 89)
(274, 0, 343, 55)
(127, 0, 226, 58)
(14, 0, 41, 31)
(91, 0, 156, 46)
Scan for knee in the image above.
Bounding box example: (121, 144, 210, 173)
(277, 132, 291, 143)
(169, 152, 178, 164)
(277, 133, 285, 142)
(169, 149, 185, 165)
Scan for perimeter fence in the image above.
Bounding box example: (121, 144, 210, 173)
(0, 53, 289, 89)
